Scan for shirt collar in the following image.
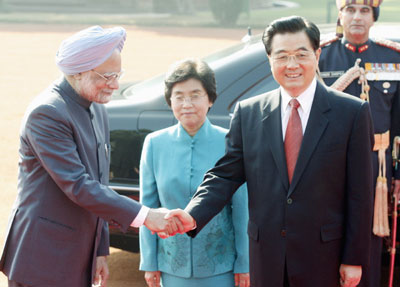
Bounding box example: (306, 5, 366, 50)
(280, 77, 317, 115)
(177, 117, 211, 140)
(341, 38, 371, 53)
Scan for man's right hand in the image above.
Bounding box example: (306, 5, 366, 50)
(143, 208, 184, 237)
(165, 209, 196, 234)
(331, 58, 362, 92)
(339, 264, 362, 287)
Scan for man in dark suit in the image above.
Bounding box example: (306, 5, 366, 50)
(167, 16, 375, 287)
(0, 26, 178, 287)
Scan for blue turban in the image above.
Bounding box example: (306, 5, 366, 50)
(55, 26, 126, 75)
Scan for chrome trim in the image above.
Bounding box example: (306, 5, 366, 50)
(109, 185, 139, 192)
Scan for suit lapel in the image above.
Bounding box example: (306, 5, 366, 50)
(288, 82, 331, 196)
(262, 89, 289, 190)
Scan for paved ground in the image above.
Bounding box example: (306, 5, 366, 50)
(0, 23, 255, 287)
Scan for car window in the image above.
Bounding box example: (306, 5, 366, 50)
(203, 35, 262, 63)
(227, 71, 278, 112)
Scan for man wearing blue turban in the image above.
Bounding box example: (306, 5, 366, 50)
(0, 26, 178, 287)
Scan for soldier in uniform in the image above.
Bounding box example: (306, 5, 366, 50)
(319, 0, 400, 286)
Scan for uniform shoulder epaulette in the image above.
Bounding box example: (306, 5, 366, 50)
(374, 38, 400, 53)
(320, 35, 340, 48)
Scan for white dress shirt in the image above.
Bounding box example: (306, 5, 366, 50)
(281, 77, 317, 140)
(131, 205, 150, 227)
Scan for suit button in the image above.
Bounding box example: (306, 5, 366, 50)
(281, 229, 286, 237)
(287, 198, 293, 204)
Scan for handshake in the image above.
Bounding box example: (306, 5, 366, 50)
(143, 208, 196, 238)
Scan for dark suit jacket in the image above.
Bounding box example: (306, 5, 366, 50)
(0, 78, 142, 287)
(185, 82, 374, 287)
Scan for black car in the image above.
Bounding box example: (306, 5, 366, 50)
(105, 24, 400, 252)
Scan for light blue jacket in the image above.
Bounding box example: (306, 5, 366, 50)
(139, 118, 249, 278)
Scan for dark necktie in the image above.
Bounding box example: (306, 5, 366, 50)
(285, 99, 303, 184)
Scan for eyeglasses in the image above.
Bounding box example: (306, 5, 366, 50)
(271, 51, 314, 66)
(171, 94, 207, 105)
(91, 69, 125, 85)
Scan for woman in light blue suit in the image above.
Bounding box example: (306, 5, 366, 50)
(139, 59, 249, 287)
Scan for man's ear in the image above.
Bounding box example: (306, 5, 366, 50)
(315, 47, 321, 62)
(338, 10, 343, 26)
(267, 55, 273, 67)
(73, 73, 82, 81)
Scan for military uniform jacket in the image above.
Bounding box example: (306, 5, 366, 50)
(0, 78, 142, 287)
(319, 37, 400, 181)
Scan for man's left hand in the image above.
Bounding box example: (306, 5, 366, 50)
(93, 256, 109, 287)
(234, 272, 250, 287)
(339, 264, 362, 287)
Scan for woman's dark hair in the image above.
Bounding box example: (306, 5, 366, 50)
(164, 58, 217, 106)
(262, 16, 320, 55)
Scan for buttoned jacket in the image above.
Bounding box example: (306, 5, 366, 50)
(139, 119, 249, 278)
(186, 82, 375, 286)
(319, 38, 400, 182)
